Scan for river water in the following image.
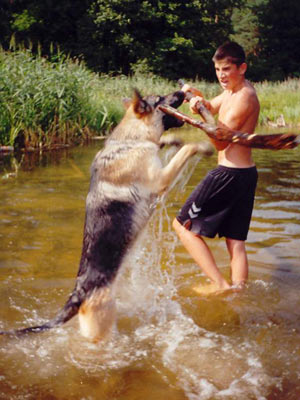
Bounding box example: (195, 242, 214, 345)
(0, 129, 300, 400)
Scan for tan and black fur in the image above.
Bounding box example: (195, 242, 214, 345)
(0, 89, 212, 341)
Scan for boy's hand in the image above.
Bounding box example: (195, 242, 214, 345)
(180, 83, 191, 93)
(179, 81, 212, 114)
(190, 96, 212, 114)
(181, 84, 204, 103)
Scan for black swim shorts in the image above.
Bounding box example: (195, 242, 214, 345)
(176, 165, 258, 241)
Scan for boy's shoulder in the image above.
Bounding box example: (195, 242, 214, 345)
(233, 81, 259, 106)
(219, 81, 260, 126)
(240, 80, 258, 98)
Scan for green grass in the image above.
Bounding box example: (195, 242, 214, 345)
(0, 46, 299, 149)
(96, 76, 300, 131)
(256, 79, 300, 127)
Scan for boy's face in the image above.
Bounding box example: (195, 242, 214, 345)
(214, 59, 247, 91)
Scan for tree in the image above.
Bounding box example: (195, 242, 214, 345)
(85, 0, 242, 79)
(255, 0, 300, 80)
(0, 0, 245, 80)
(0, 0, 91, 56)
(230, 0, 263, 56)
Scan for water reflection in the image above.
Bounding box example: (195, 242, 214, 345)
(0, 131, 300, 399)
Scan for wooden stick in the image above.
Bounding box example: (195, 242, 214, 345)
(159, 104, 300, 150)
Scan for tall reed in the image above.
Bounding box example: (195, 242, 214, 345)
(255, 79, 300, 127)
(0, 47, 119, 149)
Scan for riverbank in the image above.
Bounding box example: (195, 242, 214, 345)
(1, 47, 300, 151)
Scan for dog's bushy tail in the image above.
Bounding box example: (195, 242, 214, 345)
(0, 294, 81, 338)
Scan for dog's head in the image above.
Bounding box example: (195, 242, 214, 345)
(124, 89, 184, 141)
(136, 90, 185, 131)
(113, 89, 185, 143)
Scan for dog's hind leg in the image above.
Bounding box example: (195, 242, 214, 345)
(78, 286, 116, 342)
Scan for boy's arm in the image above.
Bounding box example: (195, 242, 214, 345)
(212, 90, 259, 150)
(159, 104, 299, 150)
(188, 93, 228, 150)
(180, 84, 227, 150)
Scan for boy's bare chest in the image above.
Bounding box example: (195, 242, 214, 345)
(218, 92, 240, 118)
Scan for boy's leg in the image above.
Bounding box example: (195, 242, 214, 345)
(226, 238, 248, 286)
(173, 218, 230, 291)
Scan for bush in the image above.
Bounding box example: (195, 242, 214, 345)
(0, 47, 116, 149)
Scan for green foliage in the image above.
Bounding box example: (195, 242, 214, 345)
(230, 1, 261, 55)
(86, 0, 241, 79)
(1, 0, 300, 82)
(254, 0, 300, 81)
(1, 0, 91, 57)
(2, 0, 300, 82)
(11, 10, 37, 32)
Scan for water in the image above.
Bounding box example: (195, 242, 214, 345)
(0, 131, 300, 400)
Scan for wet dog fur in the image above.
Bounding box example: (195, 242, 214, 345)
(0, 89, 212, 342)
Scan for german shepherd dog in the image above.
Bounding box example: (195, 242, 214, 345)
(0, 89, 212, 341)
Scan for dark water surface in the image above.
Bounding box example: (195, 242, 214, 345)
(0, 130, 300, 400)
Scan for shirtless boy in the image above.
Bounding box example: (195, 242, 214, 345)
(173, 41, 260, 294)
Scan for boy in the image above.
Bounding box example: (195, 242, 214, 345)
(173, 41, 260, 294)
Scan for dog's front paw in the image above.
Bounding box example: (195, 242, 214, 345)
(159, 134, 184, 148)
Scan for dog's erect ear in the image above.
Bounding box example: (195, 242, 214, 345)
(132, 89, 152, 117)
(122, 97, 132, 109)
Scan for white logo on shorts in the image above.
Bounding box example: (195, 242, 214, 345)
(188, 202, 202, 218)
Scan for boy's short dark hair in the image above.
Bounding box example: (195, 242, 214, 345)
(212, 41, 246, 66)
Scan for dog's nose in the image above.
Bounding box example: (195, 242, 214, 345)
(167, 91, 184, 108)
